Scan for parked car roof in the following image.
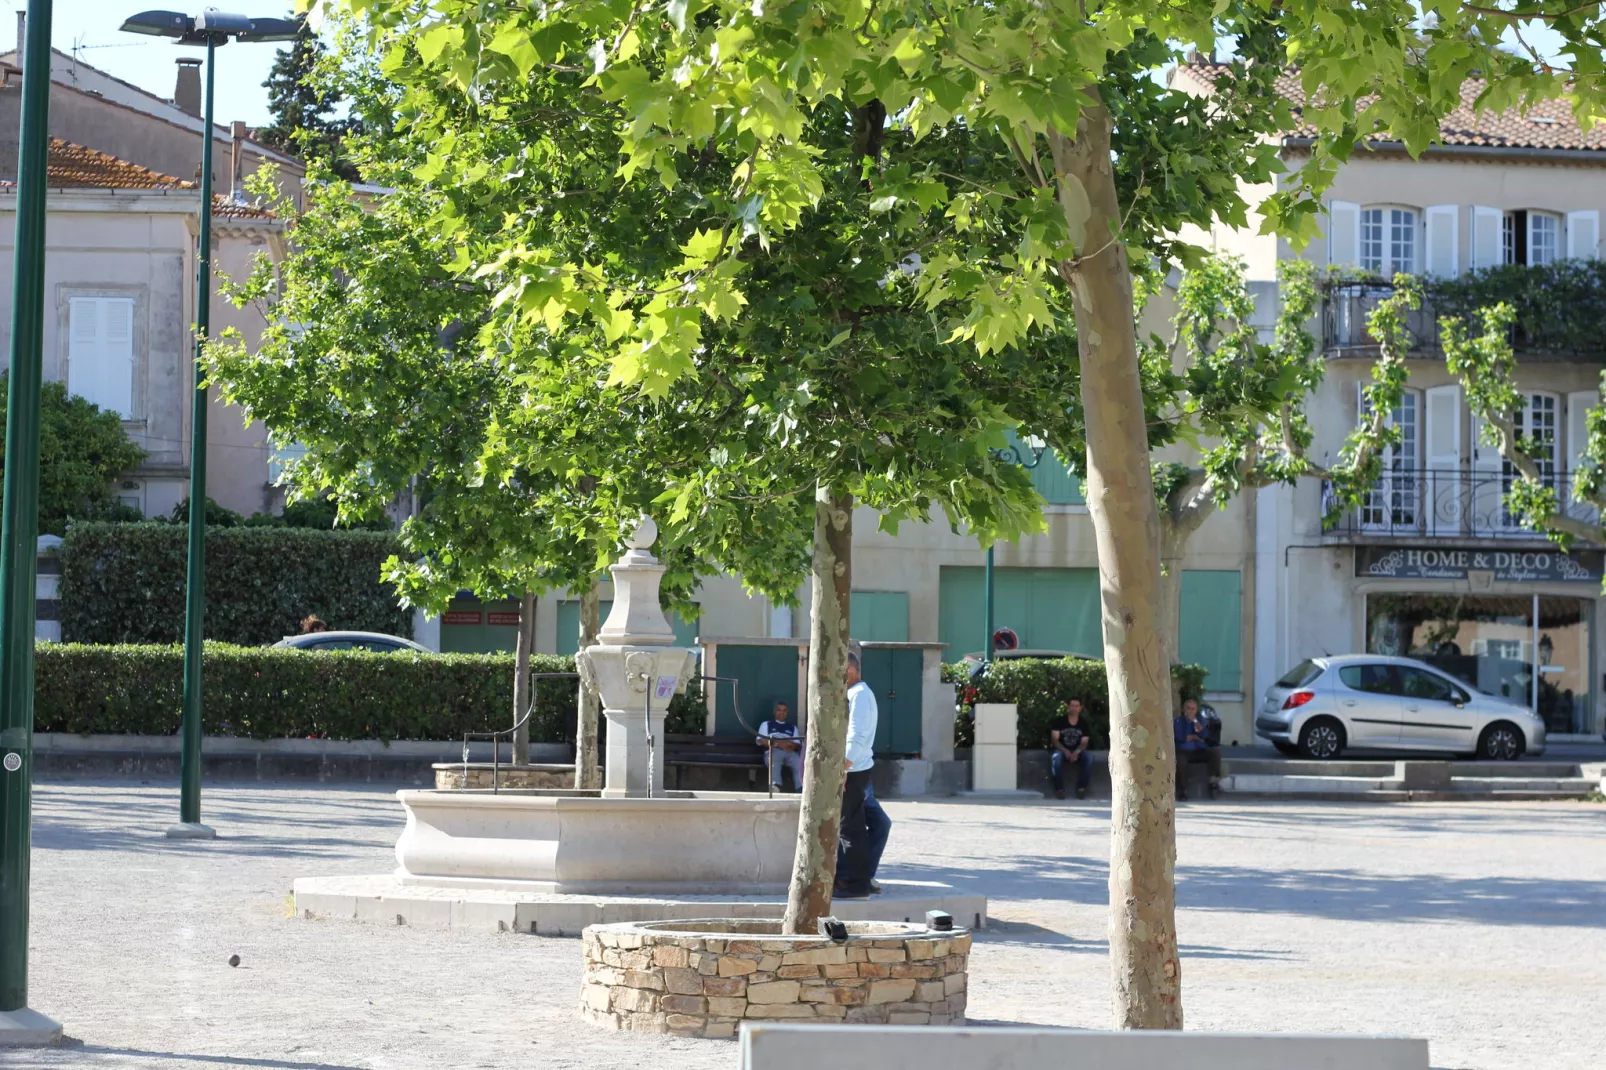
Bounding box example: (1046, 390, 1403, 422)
(273, 631, 431, 652)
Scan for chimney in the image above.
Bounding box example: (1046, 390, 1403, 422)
(230, 120, 246, 200)
(174, 57, 202, 117)
(15, 13, 23, 58)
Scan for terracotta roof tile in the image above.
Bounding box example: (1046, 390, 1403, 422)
(0, 138, 277, 219)
(1179, 62, 1606, 153)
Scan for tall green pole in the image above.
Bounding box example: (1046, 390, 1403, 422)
(0, 0, 63, 1045)
(982, 545, 994, 663)
(170, 35, 218, 840)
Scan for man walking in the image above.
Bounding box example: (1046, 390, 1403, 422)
(756, 700, 803, 791)
(834, 645, 878, 900)
(1049, 697, 1093, 799)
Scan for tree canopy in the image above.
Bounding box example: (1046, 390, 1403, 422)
(0, 376, 147, 536)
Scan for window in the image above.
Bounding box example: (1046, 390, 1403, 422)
(1360, 207, 1416, 275)
(1530, 212, 1559, 265)
(1276, 660, 1324, 689)
(1397, 667, 1461, 703)
(1503, 210, 1562, 265)
(1360, 389, 1419, 531)
(1503, 393, 1558, 529)
(67, 296, 136, 418)
(1339, 664, 1398, 695)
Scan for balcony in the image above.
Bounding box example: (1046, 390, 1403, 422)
(1323, 466, 1599, 543)
(1321, 263, 1606, 361)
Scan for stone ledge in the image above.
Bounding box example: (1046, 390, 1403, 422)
(293, 873, 987, 935)
(580, 919, 969, 1039)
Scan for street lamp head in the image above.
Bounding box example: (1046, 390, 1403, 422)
(118, 10, 196, 38)
(119, 8, 303, 44)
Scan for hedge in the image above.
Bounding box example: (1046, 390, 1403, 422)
(943, 658, 1210, 750)
(59, 523, 412, 646)
(34, 644, 582, 743)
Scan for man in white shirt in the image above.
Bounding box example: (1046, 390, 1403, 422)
(835, 646, 878, 899)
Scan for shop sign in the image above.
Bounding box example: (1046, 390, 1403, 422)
(1356, 546, 1603, 583)
(443, 610, 483, 625)
(486, 611, 523, 626)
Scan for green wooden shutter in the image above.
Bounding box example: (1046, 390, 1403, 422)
(1005, 430, 1084, 505)
(850, 591, 910, 642)
(938, 566, 1101, 657)
(1178, 570, 1242, 691)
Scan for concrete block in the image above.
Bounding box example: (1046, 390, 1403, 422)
(971, 744, 1016, 791)
(0, 1008, 63, 1047)
(971, 704, 1017, 746)
(1396, 762, 1453, 790)
(738, 1026, 1429, 1070)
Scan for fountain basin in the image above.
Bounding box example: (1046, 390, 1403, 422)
(394, 789, 801, 895)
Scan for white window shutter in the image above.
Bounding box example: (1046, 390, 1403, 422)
(1328, 201, 1360, 267)
(1425, 385, 1462, 524)
(1567, 210, 1600, 260)
(1424, 205, 1458, 277)
(1470, 206, 1503, 269)
(67, 297, 135, 418)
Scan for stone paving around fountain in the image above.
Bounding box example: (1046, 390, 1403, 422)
(13, 779, 1606, 1070)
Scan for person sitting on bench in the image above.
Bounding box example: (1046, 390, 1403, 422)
(756, 700, 803, 791)
(1175, 697, 1222, 800)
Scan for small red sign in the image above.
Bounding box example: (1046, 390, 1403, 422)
(486, 611, 523, 626)
(443, 610, 482, 626)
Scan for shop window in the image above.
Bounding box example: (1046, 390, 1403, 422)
(1365, 593, 1593, 734)
(1179, 570, 1242, 692)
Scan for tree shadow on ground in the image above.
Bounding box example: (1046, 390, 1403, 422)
(977, 919, 1296, 962)
(5, 1042, 370, 1070)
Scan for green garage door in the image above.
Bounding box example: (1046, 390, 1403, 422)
(709, 644, 799, 739)
(937, 566, 1101, 659)
(860, 646, 923, 756)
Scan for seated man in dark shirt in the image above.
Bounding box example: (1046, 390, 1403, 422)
(1175, 697, 1222, 800)
(1048, 698, 1093, 800)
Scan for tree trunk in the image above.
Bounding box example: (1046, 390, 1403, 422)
(574, 581, 602, 790)
(512, 590, 536, 765)
(782, 483, 853, 934)
(1050, 102, 1183, 1030)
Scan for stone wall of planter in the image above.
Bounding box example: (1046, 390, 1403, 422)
(580, 918, 970, 1038)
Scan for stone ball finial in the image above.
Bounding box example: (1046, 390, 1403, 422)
(626, 515, 658, 550)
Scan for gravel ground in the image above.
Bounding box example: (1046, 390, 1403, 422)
(5, 781, 1603, 1070)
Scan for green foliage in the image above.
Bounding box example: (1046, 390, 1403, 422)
(666, 678, 708, 735)
(944, 656, 1212, 748)
(0, 375, 147, 536)
(34, 643, 580, 743)
(58, 523, 411, 645)
(255, 24, 361, 181)
(159, 497, 246, 528)
(1428, 260, 1606, 359)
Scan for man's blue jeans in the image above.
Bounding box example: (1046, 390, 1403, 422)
(1051, 748, 1092, 793)
(838, 779, 893, 884)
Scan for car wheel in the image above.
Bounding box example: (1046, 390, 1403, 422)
(1272, 740, 1300, 757)
(1297, 717, 1345, 760)
(1477, 721, 1524, 761)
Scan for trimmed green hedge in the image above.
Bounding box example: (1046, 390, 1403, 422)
(59, 523, 412, 645)
(34, 643, 582, 743)
(943, 658, 1210, 750)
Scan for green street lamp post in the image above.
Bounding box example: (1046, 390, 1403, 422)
(120, 8, 300, 839)
(982, 438, 1048, 663)
(0, 0, 62, 1046)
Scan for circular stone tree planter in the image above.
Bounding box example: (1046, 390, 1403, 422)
(580, 918, 970, 1038)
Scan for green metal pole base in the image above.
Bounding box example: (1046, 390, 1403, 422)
(164, 822, 217, 841)
(0, 1007, 62, 1047)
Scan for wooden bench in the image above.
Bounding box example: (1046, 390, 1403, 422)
(665, 733, 768, 791)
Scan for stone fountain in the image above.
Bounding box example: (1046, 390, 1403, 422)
(388, 517, 802, 895)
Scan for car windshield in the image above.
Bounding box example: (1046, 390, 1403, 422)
(1275, 659, 1323, 688)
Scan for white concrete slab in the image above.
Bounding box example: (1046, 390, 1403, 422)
(0, 1007, 64, 1047)
(739, 1025, 1429, 1070)
(294, 873, 987, 936)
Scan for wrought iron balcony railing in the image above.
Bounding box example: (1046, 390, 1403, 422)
(1323, 466, 1599, 542)
(1321, 280, 1440, 356)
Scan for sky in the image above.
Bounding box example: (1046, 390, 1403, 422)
(9, 0, 290, 127)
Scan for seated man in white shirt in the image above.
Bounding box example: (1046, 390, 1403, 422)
(834, 646, 878, 900)
(756, 700, 803, 791)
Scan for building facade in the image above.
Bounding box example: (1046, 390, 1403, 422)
(1175, 65, 1606, 740)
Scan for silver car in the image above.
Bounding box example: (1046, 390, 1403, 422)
(273, 631, 431, 653)
(1256, 654, 1547, 760)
